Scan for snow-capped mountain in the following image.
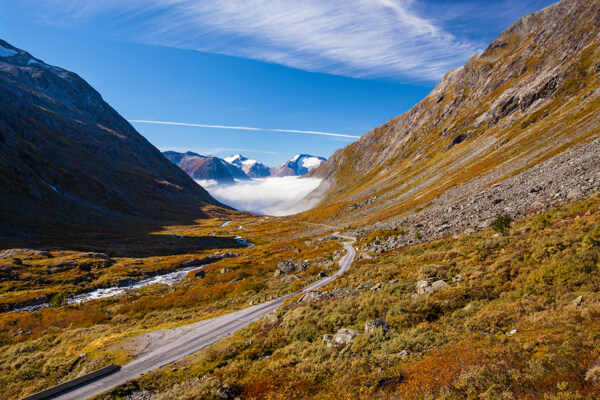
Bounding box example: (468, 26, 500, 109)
(163, 151, 249, 184)
(224, 154, 271, 178)
(270, 154, 327, 177)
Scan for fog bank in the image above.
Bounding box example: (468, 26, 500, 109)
(198, 176, 322, 216)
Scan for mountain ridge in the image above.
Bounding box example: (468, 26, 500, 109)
(0, 39, 225, 240)
(307, 0, 600, 237)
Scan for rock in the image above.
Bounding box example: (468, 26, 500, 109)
(322, 334, 333, 345)
(329, 329, 361, 347)
(572, 295, 583, 306)
(370, 282, 382, 291)
(273, 269, 282, 277)
(220, 268, 231, 274)
(280, 274, 299, 283)
(266, 312, 278, 323)
(193, 270, 205, 279)
(276, 260, 309, 275)
(397, 350, 409, 357)
(431, 280, 448, 292)
(131, 259, 144, 265)
(76, 252, 110, 259)
(416, 280, 433, 295)
(317, 271, 328, 278)
(365, 318, 389, 333)
(452, 275, 463, 283)
(361, 253, 373, 260)
(215, 383, 233, 399)
(11, 258, 22, 265)
(506, 329, 518, 336)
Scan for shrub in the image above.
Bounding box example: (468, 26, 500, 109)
(49, 293, 64, 308)
(491, 214, 513, 235)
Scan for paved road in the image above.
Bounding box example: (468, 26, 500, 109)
(50, 234, 355, 400)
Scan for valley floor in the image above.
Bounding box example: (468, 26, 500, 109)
(2, 193, 600, 399)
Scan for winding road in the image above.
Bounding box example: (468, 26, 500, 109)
(49, 233, 355, 400)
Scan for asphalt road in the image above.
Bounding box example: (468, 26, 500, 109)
(50, 234, 356, 400)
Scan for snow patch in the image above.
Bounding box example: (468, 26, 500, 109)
(0, 45, 17, 58)
(290, 154, 301, 162)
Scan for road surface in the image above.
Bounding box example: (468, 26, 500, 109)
(50, 234, 355, 400)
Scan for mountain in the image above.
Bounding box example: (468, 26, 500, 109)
(224, 154, 271, 178)
(163, 151, 249, 184)
(309, 0, 600, 238)
(0, 39, 224, 239)
(270, 154, 326, 177)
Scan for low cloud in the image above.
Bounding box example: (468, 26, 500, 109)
(198, 177, 322, 216)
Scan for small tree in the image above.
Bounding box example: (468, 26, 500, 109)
(491, 214, 513, 235)
(50, 293, 65, 307)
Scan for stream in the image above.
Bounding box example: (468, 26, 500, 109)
(10, 231, 253, 313)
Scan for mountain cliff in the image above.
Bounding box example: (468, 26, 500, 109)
(270, 154, 326, 177)
(163, 151, 249, 184)
(309, 0, 600, 237)
(0, 39, 224, 239)
(224, 154, 271, 178)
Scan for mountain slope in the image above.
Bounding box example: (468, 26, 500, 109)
(225, 154, 271, 178)
(0, 39, 224, 239)
(270, 154, 326, 177)
(163, 151, 249, 184)
(309, 0, 600, 234)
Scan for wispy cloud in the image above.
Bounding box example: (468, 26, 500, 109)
(129, 119, 361, 139)
(19, 0, 483, 81)
(161, 146, 279, 155)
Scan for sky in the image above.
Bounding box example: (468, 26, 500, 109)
(0, 0, 556, 166)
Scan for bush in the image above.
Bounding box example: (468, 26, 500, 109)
(49, 293, 64, 308)
(491, 214, 513, 235)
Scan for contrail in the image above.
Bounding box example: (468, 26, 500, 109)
(128, 120, 361, 139)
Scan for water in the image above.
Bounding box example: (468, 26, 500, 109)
(9, 235, 254, 313)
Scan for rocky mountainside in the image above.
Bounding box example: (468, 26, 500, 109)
(0, 39, 224, 240)
(309, 0, 600, 240)
(270, 154, 326, 177)
(225, 154, 271, 178)
(163, 151, 249, 184)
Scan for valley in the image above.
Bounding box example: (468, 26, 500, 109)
(1, 0, 600, 399)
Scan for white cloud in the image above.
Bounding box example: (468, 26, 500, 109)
(22, 0, 482, 81)
(130, 119, 360, 139)
(199, 177, 322, 216)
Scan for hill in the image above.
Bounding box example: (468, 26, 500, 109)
(309, 0, 600, 244)
(0, 39, 225, 241)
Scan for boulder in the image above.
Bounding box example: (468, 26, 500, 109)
(573, 295, 584, 306)
(276, 260, 309, 274)
(281, 274, 299, 283)
(328, 329, 361, 347)
(431, 280, 448, 291)
(416, 280, 433, 295)
(317, 271, 328, 278)
(220, 268, 232, 274)
(11, 258, 22, 265)
(322, 334, 333, 345)
(365, 318, 389, 333)
(370, 282, 382, 291)
(194, 270, 206, 279)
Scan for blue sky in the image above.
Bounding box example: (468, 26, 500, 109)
(0, 0, 556, 166)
